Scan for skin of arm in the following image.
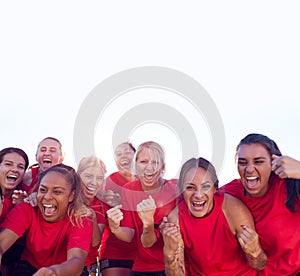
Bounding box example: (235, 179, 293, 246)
(272, 154, 300, 179)
(90, 208, 104, 247)
(33, 247, 88, 276)
(0, 228, 19, 265)
(137, 195, 157, 248)
(160, 207, 185, 276)
(106, 205, 135, 242)
(222, 193, 267, 271)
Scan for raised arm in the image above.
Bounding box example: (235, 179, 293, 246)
(223, 193, 267, 271)
(137, 195, 157, 248)
(106, 205, 135, 242)
(160, 216, 185, 276)
(272, 154, 300, 179)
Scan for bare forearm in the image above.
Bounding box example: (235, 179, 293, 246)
(164, 243, 185, 276)
(111, 226, 134, 243)
(245, 249, 267, 271)
(46, 257, 85, 276)
(141, 224, 157, 248)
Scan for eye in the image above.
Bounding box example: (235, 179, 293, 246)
(18, 165, 25, 170)
(238, 160, 247, 166)
(54, 190, 62, 195)
(39, 187, 46, 193)
(202, 184, 212, 190)
(185, 185, 195, 191)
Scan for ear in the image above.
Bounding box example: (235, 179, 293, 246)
(59, 151, 65, 163)
(68, 190, 75, 203)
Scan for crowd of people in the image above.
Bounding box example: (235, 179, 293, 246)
(0, 133, 299, 276)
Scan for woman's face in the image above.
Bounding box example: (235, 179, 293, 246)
(135, 148, 164, 191)
(79, 166, 105, 201)
(0, 152, 26, 195)
(37, 171, 75, 223)
(183, 167, 216, 218)
(114, 144, 135, 173)
(36, 139, 63, 172)
(237, 143, 272, 197)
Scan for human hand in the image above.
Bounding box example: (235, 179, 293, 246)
(106, 205, 123, 233)
(272, 155, 300, 179)
(12, 190, 28, 205)
(238, 225, 262, 258)
(160, 217, 181, 259)
(103, 190, 121, 207)
(137, 195, 156, 226)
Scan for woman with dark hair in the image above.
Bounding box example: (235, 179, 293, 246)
(221, 133, 300, 275)
(0, 164, 93, 276)
(99, 142, 137, 276)
(0, 147, 29, 275)
(161, 157, 266, 276)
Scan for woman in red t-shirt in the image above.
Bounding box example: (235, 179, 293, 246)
(161, 157, 266, 276)
(77, 156, 109, 276)
(221, 133, 300, 276)
(106, 141, 179, 276)
(99, 142, 137, 276)
(0, 163, 93, 276)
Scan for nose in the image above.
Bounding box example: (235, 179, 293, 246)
(193, 188, 203, 198)
(245, 163, 256, 173)
(44, 191, 52, 200)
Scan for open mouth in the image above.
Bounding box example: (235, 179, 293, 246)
(43, 204, 57, 216)
(7, 174, 18, 182)
(85, 186, 96, 196)
(245, 176, 259, 189)
(43, 158, 52, 165)
(191, 200, 206, 210)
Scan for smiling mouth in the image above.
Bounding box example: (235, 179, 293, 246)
(43, 204, 57, 216)
(7, 175, 18, 182)
(245, 176, 259, 189)
(43, 158, 52, 164)
(192, 200, 206, 209)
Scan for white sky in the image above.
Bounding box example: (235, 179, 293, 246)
(1, 1, 299, 185)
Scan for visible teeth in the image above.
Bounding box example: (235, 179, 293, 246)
(145, 172, 153, 176)
(194, 200, 205, 204)
(44, 204, 53, 208)
(247, 177, 257, 180)
(121, 160, 129, 165)
(87, 187, 96, 192)
(43, 158, 51, 163)
(7, 175, 17, 179)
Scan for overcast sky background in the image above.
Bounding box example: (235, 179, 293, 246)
(1, 1, 299, 185)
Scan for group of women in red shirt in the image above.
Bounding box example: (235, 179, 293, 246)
(0, 133, 299, 276)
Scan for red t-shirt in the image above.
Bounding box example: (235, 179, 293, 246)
(1, 202, 93, 270)
(121, 178, 179, 272)
(0, 198, 13, 224)
(100, 171, 137, 260)
(221, 175, 300, 276)
(85, 197, 109, 267)
(179, 191, 257, 276)
(21, 165, 39, 194)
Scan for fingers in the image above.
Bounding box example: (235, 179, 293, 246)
(137, 196, 156, 212)
(106, 205, 123, 223)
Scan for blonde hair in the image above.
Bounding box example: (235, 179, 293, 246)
(77, 156, 106, 176)
(135, 141, 166, 172)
